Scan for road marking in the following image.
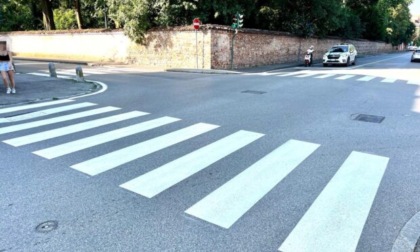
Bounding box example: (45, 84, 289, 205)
(4, 111, 147, 147)
(295, 73, 319, 78)
(335, 75, 355, 80)
(278, 151, 389, 252)
(70, 123, 219, 176)
(27, 72, 73, 79)
(185, 139, 320, 229)
(0, 99, 73, 115)
(357, 76, 376, 82)
(407, 80, 420, 85)
(381, 78, 397, 83)
(120, 130, 264, 198)
(34, 116, 180, 159)
(315, 74, 336, 79)
(0, 107, 120, 135)
(277, 72, 306, 77)
(0, 102, 96, 123)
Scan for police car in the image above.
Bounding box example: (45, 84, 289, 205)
(323, 44, 357, 67)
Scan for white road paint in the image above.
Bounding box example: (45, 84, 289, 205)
(0, 107, 120, 135)
(0, 99, 73, 115)
(357, 76, 376, 82)
(70, 123, 219, 176)
(0, 102, 96, 123)
(185, 139, 320, 229)
(278, 151, 389, 252)
(352, 54, 408, 68)
(407, 80, 420, 85)
(335, 75, 355, 80)
(34, 116, 180, 159)
(277, 72, 307, 77)
(120, 130, 264, 198)
(381, 78, 397, 83)
(315, 74, 336, 79)
(295, 73, 319, 78)
(4, 111, 147, 147)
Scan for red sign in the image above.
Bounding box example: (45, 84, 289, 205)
(193, 18, 200, 30)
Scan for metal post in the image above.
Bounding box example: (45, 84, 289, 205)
(196, 29, 198, 69)
(75, 66, 85, 82)
(230, 32, 236, 70)
(48, 62, 57, 78)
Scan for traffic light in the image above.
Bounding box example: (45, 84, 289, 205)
(231, 13, 244, 30)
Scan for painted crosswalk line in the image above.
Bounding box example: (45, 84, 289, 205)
(315, 73, 336, 79)
(407, 80, 420, 85)
(33, 116, 180, 159)
(278, 151, 389, 252)
(120, 130, 264, 198)
(0, 102, 96, 123)
(381, 78, 397, 83)
(277, 72, 306, 77)
(185, 139, 320, 229)
(4, 111, 148, 147)
(295, 73, 319, 78)
(70, 123, 219, 176)
(0, 107, 120, 135)
(357, 76, 376, 82)
(336, 75, 355, 80)
(0, 99, 74, 115)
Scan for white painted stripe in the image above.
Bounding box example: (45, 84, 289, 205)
(4, 111, 147, 147)
(0, 102, 96, 123)
(381, 78, 397, 83)
(407, 80, 420, 85)
(295, 73, 319, 78)
(27, 72, 51, 77)
(32, 72, 75, 79)
(315, 73, 336, 79)
(120, 130, 264, 198)
(70, 123, 219, 176)
(335, 75, 355, 80)
(357, 76, 376, 82)
(0, 99, 73, 115)
(185, 139, 320, 229)
(0, 107, 120, 135)
(278, 151, 389, 252)
(34, 116, 180, 159)
(277, 72, 306, 77)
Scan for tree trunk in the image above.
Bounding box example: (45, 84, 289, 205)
(74, 0, 83, 29)
(40, 0, 55, 30)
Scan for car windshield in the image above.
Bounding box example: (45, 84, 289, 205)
(329, 46, 348, 53)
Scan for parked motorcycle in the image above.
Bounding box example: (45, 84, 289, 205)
(304, 46, 314, 67)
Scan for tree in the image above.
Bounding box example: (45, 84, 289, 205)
(74, 0, 84, 29)
(40, 0, 56, 30)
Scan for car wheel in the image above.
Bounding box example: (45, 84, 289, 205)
(352, 57, 356, 65)
(323, 63, 328, 67)
(346, 57, 351, 67)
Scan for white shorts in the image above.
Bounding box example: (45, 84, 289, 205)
(0, 61, 13, 72)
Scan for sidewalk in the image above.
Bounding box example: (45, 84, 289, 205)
(0, 74, 99, 106)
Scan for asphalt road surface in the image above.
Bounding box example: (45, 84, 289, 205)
(1, 52, 420, 252)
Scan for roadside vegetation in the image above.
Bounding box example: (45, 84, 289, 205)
(0, 0, 417, 45)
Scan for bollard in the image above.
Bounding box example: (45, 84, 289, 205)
(48, 63, 57, 78)
(75, 66, 85, 82)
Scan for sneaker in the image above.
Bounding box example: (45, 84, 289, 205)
(11, 88, 16, 94)
(6, 88, 11, 94)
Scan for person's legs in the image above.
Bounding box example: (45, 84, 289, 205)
(8, 69, 16, 92)
(1, 70, 10, 90)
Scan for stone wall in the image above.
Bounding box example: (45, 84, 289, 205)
(0, 26, 394, 70)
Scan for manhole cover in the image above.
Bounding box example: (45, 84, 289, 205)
(35, 221, 58, 233)
(352, 114, 385, 123)
(241, 90, 266, 95)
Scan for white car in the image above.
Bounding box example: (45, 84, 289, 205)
(323, 44, 357, 67)
(407, 46, 418, 51)
(411, 49, 420, 62)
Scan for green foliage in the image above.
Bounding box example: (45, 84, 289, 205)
(0, 0, 35, 31)
(54, 7, 77, 30)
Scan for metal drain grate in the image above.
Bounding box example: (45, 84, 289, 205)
(35, 220, 58, 233)
(241, 90, 266, 95)
(353, 114, 385, 123)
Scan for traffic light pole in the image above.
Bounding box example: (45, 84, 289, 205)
(230, 31, 237, 70)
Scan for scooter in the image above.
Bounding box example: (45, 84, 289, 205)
(304, 46, 314, 67)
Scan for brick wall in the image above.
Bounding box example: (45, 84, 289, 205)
(0, 26, 394, 70)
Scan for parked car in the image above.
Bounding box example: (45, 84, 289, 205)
(323, 44, 357, 67)
(407, 45, 418, 51)
(411, 49, 420, 62)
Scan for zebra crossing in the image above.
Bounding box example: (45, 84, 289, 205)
(0, 99, 390, 251)
(247, 70, 420, 85)
(27, 66, 150, 78)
